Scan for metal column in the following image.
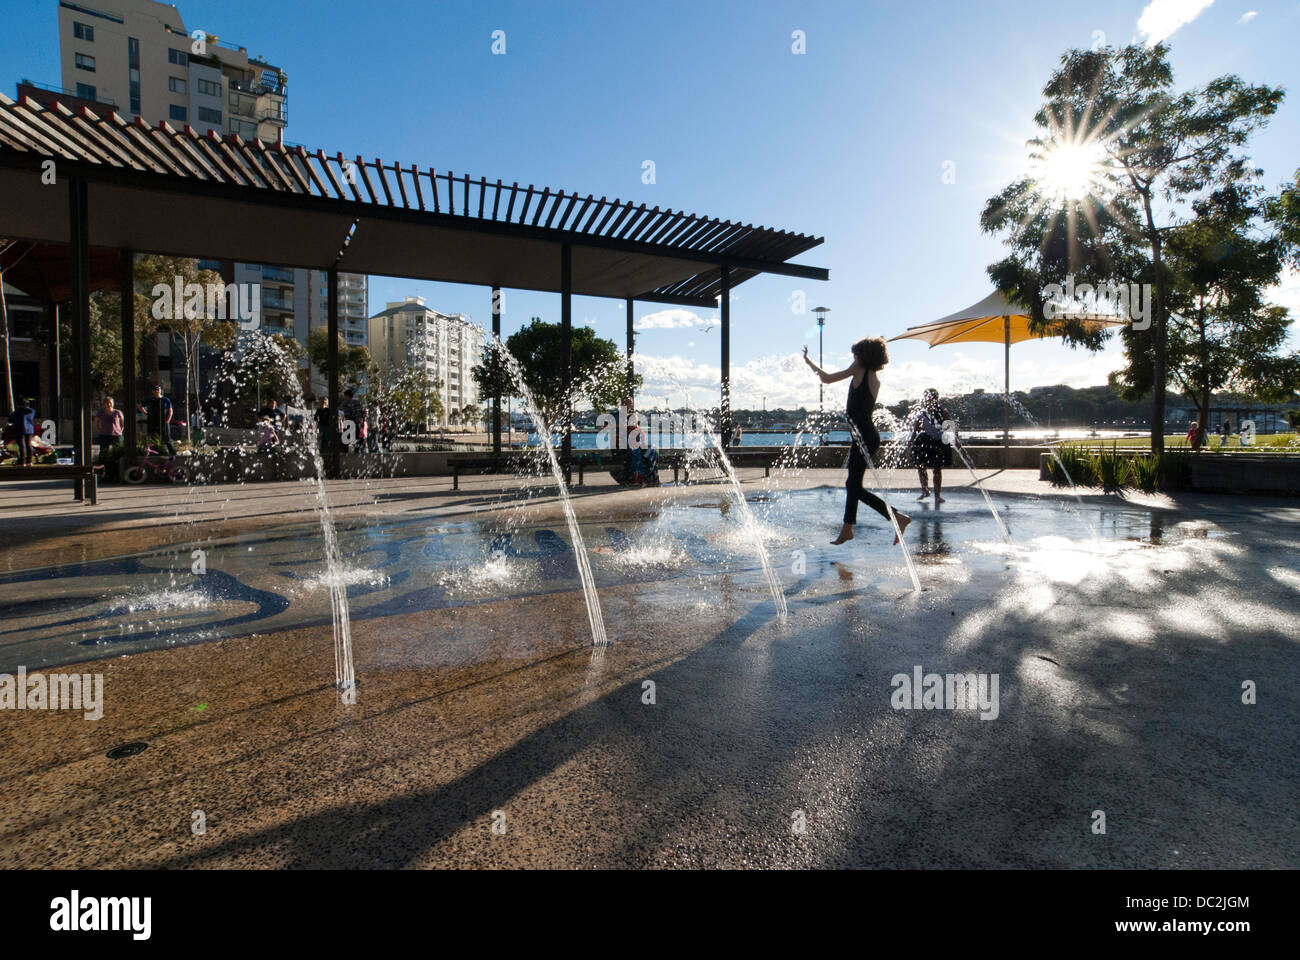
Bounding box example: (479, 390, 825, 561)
(68, 178, 90, 500)
(625, 298, 635, 398)
(492, 284, 501, 455)
(560, 244, 572, 460)
(719, 265, 731, 446)
(327, 265, 340, 478)
(119, 250, 137, 461)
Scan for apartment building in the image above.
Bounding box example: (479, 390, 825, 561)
(55, 0, 286, 140)
(368, 298, 483, 426)
(51, 0, 365, 400)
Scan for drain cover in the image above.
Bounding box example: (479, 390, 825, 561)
(106, 741, 148, 759)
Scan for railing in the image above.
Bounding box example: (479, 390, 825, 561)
(262, 266, 293, 283)
(257, 102, 288, 124)
(19, 78, 117, 108)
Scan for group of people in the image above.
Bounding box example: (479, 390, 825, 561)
(6, 387, 178, 467)
(311, 390, 397, 455)
(1186, 418, 1241, 452)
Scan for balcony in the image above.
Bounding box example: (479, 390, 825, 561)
(262, 266, 293, 283)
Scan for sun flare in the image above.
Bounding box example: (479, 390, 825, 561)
(1031, 139, 1108, 203)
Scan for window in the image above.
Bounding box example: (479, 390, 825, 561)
(167, 48, 188, 66)
(74, 52, 95, 71)
(169, 104, 187, 122)
(73, 21, 94, 41)
(168, 76, 186, 94)
(196, 78, 220, 97)
(75, 83, 97, 101)
(227, 117, 257, 139)
(128, 37, 140, 114)
(197, 107, 221, 125)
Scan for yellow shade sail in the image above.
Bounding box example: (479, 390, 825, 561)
(888, 289, 1127, 448)
(888, 289, 1124, 348)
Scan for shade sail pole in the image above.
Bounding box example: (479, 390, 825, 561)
(1003, 315, 1010, 459)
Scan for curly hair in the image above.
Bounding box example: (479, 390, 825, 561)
(851, 336, 889, 372)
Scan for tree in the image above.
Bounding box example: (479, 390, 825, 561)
(306, 327, 371, 392)
(368, 364, 443, 433)
(1154, 181, 1291, 433)
(460, 402, 482, 430)
(981, 43, 1284, 453)
(222, 331, 306, 422)
(472, 317, 641, 431)
(136, 255, 239, 442)
(1269, 169, 1300, 266)
(0, 239, 37, 413)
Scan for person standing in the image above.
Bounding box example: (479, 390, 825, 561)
(8, 398, 37, 466)
(1219, 418, 1232, 450)
(908, 388, 954, 503)
(94, 397, 124, 452)
(1186, 420, 1203, 452)
(140, 385, 176, 456)
(313, 397, 334, 455)
(340, 389, 364, 454)
(804, 338, 912, 545)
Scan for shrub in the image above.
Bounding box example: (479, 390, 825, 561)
(1048, 444, 1097, 487)
(1130, 455, 1160, 493)
(1095, 446, 1130, 492)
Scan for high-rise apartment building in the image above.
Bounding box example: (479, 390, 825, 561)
(368, 298, 483, 426)
(53, 0, 366, 401)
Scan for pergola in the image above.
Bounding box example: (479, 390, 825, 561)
(0, 92, 827, 486)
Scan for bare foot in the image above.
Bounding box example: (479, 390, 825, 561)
(916, 491, 929, 501)
(934, 495, 945, 503)
(892, 513, 912, 545)
(831, 524, 854, 545)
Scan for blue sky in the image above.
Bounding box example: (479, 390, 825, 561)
(4, 0, 1297, 409)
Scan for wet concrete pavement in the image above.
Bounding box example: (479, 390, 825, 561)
(0, 470, 1297, 868)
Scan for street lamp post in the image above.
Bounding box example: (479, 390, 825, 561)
(813, 306, 830, 443)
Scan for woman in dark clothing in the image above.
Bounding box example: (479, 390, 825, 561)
(907, 388, 954, 502)
(803, 337, 912, 545)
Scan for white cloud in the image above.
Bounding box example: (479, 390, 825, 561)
(636, 308, 700, 330)
(1138, 0, 1215, 45)
(1236, 10, 1257, 23)
(629, 347, 1127, 412)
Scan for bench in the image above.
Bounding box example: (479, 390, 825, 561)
(0, 463, 103, 504)
(450, 453, 589, 490)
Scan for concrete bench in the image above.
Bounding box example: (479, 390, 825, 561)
(0, 463, 103, 504)
(657, 449, 778, 483)
(449, 453, 587, 490)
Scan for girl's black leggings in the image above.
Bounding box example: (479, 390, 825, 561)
(844, 429, 891, 525)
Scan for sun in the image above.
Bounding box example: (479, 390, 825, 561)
(1031, 139, 1109, 203)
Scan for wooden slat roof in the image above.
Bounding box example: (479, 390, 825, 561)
(0, 94, 826, 307)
